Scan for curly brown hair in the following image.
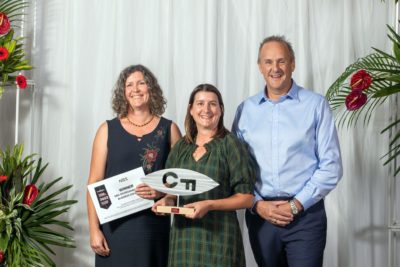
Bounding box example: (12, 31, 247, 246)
(112, 65, 166, 117)
(184, 84, 229, 144)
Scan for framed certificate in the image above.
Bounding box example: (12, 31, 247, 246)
(88, 167, 153, 224)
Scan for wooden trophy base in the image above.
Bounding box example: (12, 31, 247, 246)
(156, 206, 195, 215)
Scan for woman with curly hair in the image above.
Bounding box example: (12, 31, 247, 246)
(87, 64, 181, 266)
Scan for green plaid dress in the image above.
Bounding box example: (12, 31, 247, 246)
(166, 133, 255, 267)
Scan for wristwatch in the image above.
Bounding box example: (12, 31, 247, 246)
(289, 199, 299, 215)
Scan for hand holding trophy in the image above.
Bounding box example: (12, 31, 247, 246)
(142, 168, 219, 215)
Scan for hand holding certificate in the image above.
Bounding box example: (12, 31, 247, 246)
(88, 167, 153, 224)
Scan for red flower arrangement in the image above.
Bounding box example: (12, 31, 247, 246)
(345, 69, 372, 110)
(345, 90, 368, 111)
(0, 3, 32, 97)
(350, 69, 373, 90)
(22, 184, 39, 206)
(326, 23, 400, 176)
(0, 145, 77, 266)
(16, 74, 27, 89)
(0, 12, 10, 35)
(0, 46, 8, 60)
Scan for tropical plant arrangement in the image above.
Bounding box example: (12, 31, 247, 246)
(0, 0, 32, 97)
(326, 22, 400, 176)
(0, 145, 77, 266)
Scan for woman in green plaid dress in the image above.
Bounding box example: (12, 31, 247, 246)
(153, 84, 255, 267)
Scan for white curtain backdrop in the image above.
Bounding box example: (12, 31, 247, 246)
(4, 0, 397, 266)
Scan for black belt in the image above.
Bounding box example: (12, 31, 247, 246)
(262, 196, 293, 201)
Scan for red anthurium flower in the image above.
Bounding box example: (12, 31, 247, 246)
(0, 175, 7, 182)
(0, 47, 9, 60)
(350, 69, 373, 91)
(0, 250, 4, 263)
(16, 74, 27, 89)
(23, 184, 39, 206)
(345, 90, 367, 111)
(0, 12, 10, 35)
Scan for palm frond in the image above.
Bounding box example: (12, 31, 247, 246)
(0, 145, 77, 265)
(0, 0, 28, 23)
(326, 23, 400, 176)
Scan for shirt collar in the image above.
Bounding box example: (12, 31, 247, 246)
(258, 80, 299, 104)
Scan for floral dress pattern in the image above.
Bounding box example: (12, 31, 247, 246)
(140, 128, 166, 172)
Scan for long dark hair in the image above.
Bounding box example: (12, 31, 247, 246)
(184, 84, 229, 144)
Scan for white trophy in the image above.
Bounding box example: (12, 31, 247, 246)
(141, 168, 219, 215)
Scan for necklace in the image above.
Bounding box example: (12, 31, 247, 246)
(126, 115, 154, 127)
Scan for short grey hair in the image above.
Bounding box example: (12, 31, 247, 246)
(257, 35, 295, 63)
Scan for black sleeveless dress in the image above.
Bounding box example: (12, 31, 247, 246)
(95, 117, 172, 267)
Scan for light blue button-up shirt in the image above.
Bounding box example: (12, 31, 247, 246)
(232, 81, 343, 210)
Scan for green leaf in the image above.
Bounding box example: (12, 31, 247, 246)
(372, 83, 400, 97)
(25, 230, 75, 247)
(393, 42, 400, 63)
(35, 185, 75, 207)
(389, 132, 400, 147)
(32, 239, 56, 256)
(3, 39, 17, 54)
(44, 219, 75, 231)
(382, 145, 400, 164)
(30, 179, 61, 207)
(381, 118, 400, 133)
(0, 28, 14, 44)
(34, 200, 77, 217)
(31, 159, 47, 185)
(14, 64, 33, 70)
(24, 208, 71, 226)
(0, 231, 10, 251)
(381, 74, 400, 83)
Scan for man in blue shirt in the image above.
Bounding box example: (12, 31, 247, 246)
(232, 35, 343, 267)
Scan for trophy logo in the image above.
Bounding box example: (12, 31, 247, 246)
(94, 185, 112, 209)
(142, 168, 219, 215)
